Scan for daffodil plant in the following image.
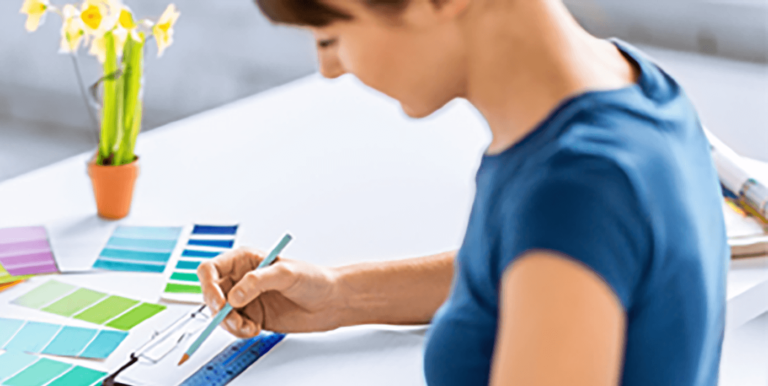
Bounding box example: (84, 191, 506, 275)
(21, 0, 180, 166)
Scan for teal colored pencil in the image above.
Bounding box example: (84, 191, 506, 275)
(178, 233, 293, 365)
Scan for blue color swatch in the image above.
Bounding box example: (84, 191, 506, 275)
(188, 239, 235, 248)
(4, 321, 61, 353)
(79, 330, 129, 359)
(0, 318, 24, 347)
(163, 224, 239, 301)
(0, 318, 128, 359)
(181, 249, 221, 258)
(41, 326, 98, 357)
(192, 225, 238, 235)
(93, 226, 182, 273)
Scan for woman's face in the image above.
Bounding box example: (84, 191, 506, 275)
(309, 0, 468, 118)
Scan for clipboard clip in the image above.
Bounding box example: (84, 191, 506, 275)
(102, 305, 210, 386)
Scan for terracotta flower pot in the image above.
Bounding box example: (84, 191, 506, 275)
(87, 157, 140, 220)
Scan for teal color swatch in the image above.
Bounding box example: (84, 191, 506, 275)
(0, 318, 24, 347)
(98, 249, 172, 263)
(2, 357, 71, 386)
(41, 326, 98, 358)
(91, 259, 166, 273)
(0, 318, 128, 359)
(4, 321, 61, 353)
(113, 226, 183, 240)
(47, 366, 106, 386)
(11, 280, 76, 309)
(79, 330, 129, 358)
(107, 237, 179, 250)
(93, 226, 182, 273)
(0, 352, 38, 381)
(170, 272, 199, 282)
(175, 260, 201, 270)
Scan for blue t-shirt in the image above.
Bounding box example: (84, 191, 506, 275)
(423, 40, 729, 386)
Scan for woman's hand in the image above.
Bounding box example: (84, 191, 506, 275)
(198, 247, 344, 338)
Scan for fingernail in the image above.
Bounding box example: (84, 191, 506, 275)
(227, 319, 238, 331)
(211, 301, 220, 313)
(231, 289, 245, 304)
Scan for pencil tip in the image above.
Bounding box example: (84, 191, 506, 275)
(178, 354, 189, 366)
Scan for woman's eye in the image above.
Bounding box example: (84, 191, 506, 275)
(317, 38, 337, 48)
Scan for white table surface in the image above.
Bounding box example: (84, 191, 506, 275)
(0, 74, 766, 385)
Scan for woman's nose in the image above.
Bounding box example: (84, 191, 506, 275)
(318, 49, 346, 79)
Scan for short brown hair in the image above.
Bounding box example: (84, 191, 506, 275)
(255, 0, 410, 27)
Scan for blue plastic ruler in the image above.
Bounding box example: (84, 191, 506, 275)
(180, 332, 286, 386)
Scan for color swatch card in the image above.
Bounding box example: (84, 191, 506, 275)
(0, 279, 23, 293)
(0, 318, 128, 359)
(92, 226, 183, 273)
(0, 351, 107, 386)
(161, 224, 239, 303)
(12, 280, 166, 331)
(0, 226, 58, 283)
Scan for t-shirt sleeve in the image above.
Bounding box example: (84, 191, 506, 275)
(499, 154, 651, 309)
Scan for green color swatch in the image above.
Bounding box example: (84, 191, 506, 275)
(3, 357, 71, 386)
(73, 295, 139, 325)
(170, 272, 199, 282)
(47, 366, 107, 386)
(164, 283, 202, 294)
(106, 303, 167, 331)
(42, 288, 107, 317)
(11, 280, 75, 309)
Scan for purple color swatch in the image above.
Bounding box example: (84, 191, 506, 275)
(0, 226, 58, 276)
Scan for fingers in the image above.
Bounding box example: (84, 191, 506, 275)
(221, 309, 261, 338)
(227, 263, 296, 308)
(198, 247, 263, 313)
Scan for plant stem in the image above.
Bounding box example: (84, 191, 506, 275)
(99, 31, 124, 165)
(116, 33, 145, 165)
(69, 54, 100, 146)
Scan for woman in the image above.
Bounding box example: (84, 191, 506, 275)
(198, 0, 729, 385)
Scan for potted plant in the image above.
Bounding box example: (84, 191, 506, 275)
(20, 0, 180, 219)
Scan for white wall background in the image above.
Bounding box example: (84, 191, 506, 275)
(0, 0, 318, 131)
(0, 0, 766, 181)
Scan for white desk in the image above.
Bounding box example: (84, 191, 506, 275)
(0, 74, 766, 385)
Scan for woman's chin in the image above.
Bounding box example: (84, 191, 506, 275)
(400, 103, 438, 119)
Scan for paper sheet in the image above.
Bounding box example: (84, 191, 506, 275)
(0, 351, 107, 386)
(92, 226, 183, 273)
(0, 317, 128, 359)
(119, 325, 427, 386)
(0, 226, 58, 282)
(161, 224, 240, 304)
(12, 279, 166, 331)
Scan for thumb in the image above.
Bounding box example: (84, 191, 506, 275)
(227, 263, 295, 308)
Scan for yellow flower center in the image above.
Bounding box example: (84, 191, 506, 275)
(119, 9, 135, 29)
(157, 21, 172, 34)
(81, 5, 103, 30)
(31, 3, 46, 14)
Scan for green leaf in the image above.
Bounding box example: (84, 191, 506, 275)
(115, 33, 144, 166)
(99, 31, 124, 166)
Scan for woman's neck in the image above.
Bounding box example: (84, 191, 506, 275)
(462, 0, 638, 155)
